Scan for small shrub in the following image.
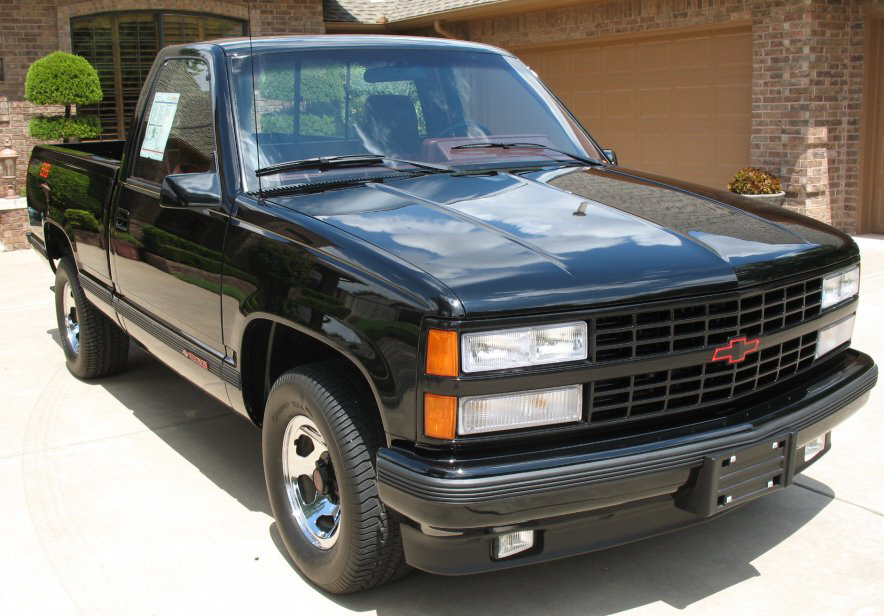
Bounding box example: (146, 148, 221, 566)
(25, 52, 103, 106)
(29, 115, 100, 140)
(24, 51, 103, 141)
(728, 168, 783, 195)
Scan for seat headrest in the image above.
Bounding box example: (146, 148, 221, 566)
(359, 95, 421, 157)
(363, 95, 419, 127)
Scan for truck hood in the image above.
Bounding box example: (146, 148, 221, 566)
(271, 167, 857, 317)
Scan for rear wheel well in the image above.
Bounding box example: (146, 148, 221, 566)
(240, 319, 378, 427)
(44, 222, 73, 263)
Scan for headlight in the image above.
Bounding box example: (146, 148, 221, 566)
(815, 314, 855, 359)
(461, 322, 587, 373)
(821, 266, 859, 309)
(458, 385, 583, 435)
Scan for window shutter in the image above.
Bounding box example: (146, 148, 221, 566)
(71, 12, 244, 141)
(117, 15, 158, 140)
(71, 16, 118, 140)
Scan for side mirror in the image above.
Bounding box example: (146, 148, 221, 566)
(602, 149, 618, 166)
(160, 172, 222, 209)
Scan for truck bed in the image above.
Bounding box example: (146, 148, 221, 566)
(49, 139, 126, 163)
(26, 140, 126, 285)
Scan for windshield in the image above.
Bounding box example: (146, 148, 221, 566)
(228, 46, 604, 192)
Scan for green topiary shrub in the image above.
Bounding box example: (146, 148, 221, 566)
(24, 51, 103, 142)
(25, 52, 103, 106)
(29, 115, 100, 140)
(728, 167, 783, 195)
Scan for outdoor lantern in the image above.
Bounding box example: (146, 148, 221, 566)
(0, 140, 19, 198)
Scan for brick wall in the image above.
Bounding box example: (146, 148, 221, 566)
(0, 1, 61, 100)
(459, 0, 751, 44)
(444, 0, 881, 233)
(55, 0, 324, 44)
(748, 0, 843, 226)
(251, 0, 325, 35)
(0, 98, 60, 193)
(0, 0, 62, 192)
(0, 206, 29, 251)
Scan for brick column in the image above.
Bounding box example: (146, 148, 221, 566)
(0, 97, 58, 191)
(0, 198, 29, 251)
(751, 0, 852, 224)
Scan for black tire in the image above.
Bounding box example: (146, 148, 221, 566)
(54, 256, 129, 379)
(262, 361, 410, 593)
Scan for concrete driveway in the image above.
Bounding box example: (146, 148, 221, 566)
(2, 238, 883, 616)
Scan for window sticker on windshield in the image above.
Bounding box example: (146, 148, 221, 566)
(139, 92, 180, 161)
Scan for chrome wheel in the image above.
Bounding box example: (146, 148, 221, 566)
(282, 416, 341, 549)
(61, 279, 80, 355)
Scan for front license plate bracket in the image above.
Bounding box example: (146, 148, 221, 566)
(676, 433, 796, 517)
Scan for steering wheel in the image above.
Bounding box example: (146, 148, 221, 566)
(439, 120, 492, 138)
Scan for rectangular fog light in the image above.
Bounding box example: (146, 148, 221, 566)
(458, 385, 583, 435)
(495, 530, 535, 559)
(815, 314, 856, 359)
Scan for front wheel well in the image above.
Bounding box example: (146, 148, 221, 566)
(240, 319, 378, 427)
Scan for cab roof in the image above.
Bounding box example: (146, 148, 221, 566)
(204, 34, 509, 56)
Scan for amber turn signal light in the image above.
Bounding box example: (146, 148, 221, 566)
(424, 393, 457, 439)
(426, 329, 458, 377)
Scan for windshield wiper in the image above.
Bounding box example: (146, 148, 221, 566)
(449, 142, 606, 167)
(256, 155, 450, 177)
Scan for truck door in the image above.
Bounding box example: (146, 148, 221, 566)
(110, 54, 229, 403)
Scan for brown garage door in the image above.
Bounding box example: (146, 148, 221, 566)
(864, 19, 884, 234)
(517, 26, 752, 190)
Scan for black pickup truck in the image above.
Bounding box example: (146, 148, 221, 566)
(26, 35, 877, 593)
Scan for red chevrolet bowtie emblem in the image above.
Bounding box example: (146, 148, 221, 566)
(712, 336, 760, 364)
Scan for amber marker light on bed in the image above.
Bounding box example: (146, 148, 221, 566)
(424, 393, 457, 439)
(426, 329, 459, 377)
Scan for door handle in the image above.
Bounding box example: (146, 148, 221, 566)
(115, 208, 130, 231)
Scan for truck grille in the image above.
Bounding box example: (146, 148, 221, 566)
(584, 275, 825, 425)
(592, 277, 823, 363)
(588, 332, 818, 423)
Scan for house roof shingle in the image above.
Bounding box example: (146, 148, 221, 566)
(323, 0, 506, 24)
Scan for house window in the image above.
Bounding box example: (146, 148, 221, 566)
(71, 12, 245, 140)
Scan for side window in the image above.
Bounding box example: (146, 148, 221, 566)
(131, 58, 215, 184)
